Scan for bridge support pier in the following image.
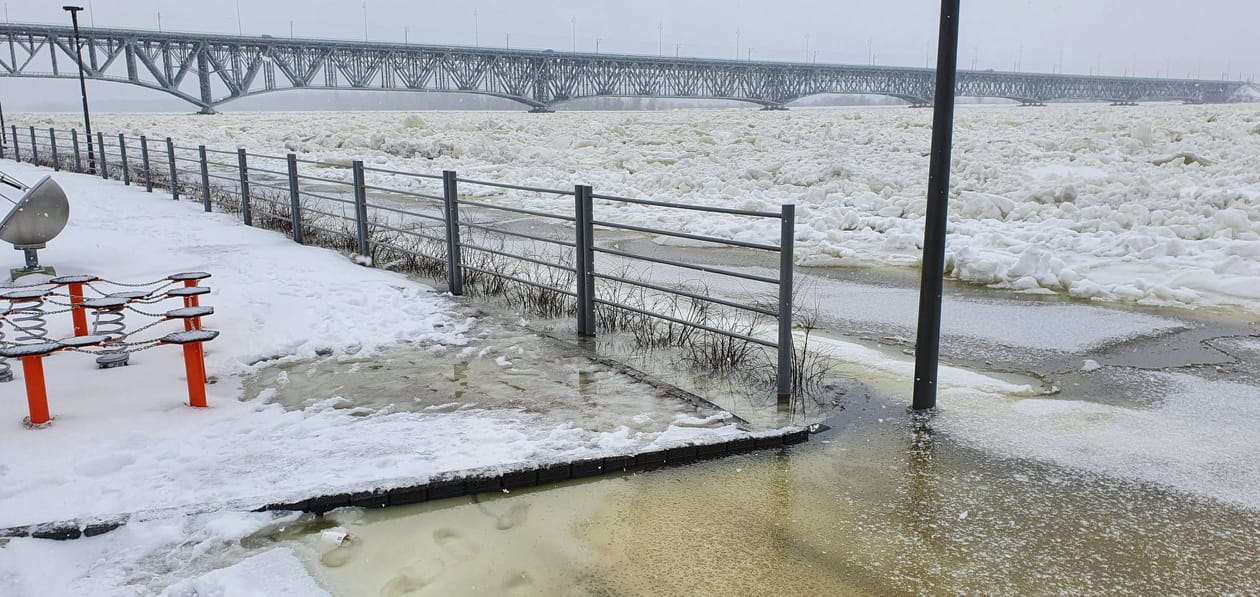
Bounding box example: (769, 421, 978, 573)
(760, 104, 789, 111)
(1019, 102, 1046, 107)
(528, 106, 556, 113)
(1110, 101, 1138, 107)
(196, 106, 218, 115)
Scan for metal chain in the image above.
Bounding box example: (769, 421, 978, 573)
(95, 277, 173, 288)
(65, 340, 162, 355)
(125, 305, 172, 318)
(114, 318, 168, 341)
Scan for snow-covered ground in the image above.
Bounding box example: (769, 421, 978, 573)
(0, 161, 766, 594)
(17, 103, 1260, 312)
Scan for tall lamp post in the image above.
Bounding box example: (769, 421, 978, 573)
(911, 0, 962, 412)
(64, 5, 95, 174)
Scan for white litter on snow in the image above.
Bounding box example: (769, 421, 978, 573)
(18, 103, 1260, 311)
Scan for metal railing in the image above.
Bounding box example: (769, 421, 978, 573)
(5, 124, 798, 398)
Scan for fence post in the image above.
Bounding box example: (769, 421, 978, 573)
(777, 204, 795, 402)
(573, 186, 588, 335)
(9, 125, 18, 162)
(351, 160, 370, 259)
(71, 128, 81, 172)
(199, 146, 211, 212)
(48, 129, 59, 172)
(237, 148, 252, 226)
(166, 138, 179, 200)
(118, 134, 130, 185)
(286, 154, 304, 244)
(28, 126, 38, 166)
(96, 132, 107, 179)
(140, 135, 153, 192)
(441, 170, 464, 295)
(574, 185, 596, 337)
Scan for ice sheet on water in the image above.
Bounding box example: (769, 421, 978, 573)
(938, 371, 1260, 511)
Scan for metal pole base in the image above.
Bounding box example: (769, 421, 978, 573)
(10, 266, 57, 282)
(96, 351, 130, 368)
(22, 416, 54, 429)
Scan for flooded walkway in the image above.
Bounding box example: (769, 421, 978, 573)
(245, 253, 1260, 596)
(270, 385, 1260, 596)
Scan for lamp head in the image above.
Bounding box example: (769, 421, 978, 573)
(63, 5, 84, 12)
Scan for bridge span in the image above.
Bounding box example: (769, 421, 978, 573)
(0, 23, 1250, 113)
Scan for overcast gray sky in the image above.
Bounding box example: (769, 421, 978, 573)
(10, 0, 1258, 76)
(4, 0, 1258, 110)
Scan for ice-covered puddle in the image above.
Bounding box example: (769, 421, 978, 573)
(245, 323, 742, 438)
(18, 102, 1260, 312)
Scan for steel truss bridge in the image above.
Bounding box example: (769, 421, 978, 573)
(0, 23, 1250, 113)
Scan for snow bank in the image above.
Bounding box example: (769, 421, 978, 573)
(0, 510, 326, 596)
(16, 103, 1260, 312)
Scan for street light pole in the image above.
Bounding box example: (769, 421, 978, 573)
(911, 0, 962, 412)
(63, 5, 95, 174)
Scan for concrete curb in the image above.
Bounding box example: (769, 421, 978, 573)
(0, 427, 811, 541)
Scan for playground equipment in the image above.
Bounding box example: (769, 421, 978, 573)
(0, 271, 218, 428)
(0, 172, 70, 280)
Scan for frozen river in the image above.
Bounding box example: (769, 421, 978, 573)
(19, 102, 1260, 314)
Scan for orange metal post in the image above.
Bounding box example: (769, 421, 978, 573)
(182, 342, 208, 408)
(68, 282, 89, 336)
(183, 280, 200, 306)
(21, 356, 51, 426)
(182, 280, 202, 331)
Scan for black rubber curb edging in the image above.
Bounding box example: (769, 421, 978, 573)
(0, 427, 813, 541)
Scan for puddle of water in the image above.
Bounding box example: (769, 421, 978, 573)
(244, 324, 744, 437)
(264, 388, 1260, 596)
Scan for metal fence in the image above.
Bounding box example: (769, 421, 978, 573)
(5, 123, 797, 398)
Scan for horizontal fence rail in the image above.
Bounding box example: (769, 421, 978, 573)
(4, 123, 798, 399)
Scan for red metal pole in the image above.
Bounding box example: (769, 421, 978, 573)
(69, 282, 89, 336)
(182, 280, 201, 331)
(183, 343, 208, 407)
(21, 356, 51, 426)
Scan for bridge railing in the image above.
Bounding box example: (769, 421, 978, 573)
(4, 123, 798, 399)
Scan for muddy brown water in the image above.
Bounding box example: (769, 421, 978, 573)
(266, 387, 1260, 596)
